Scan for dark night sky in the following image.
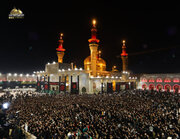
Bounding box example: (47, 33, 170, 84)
(2, 1, 180, 74)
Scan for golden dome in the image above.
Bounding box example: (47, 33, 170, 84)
(84, 56, 106, 71)
(97, 58, 106, 71)
(97, 58, 106, 66)
(17, 9, 23, 14)
(84, 56, 91, 64)
(84, 56, 91, 71)
(10, 8, 18, 14)
(10, 8, 23, 15)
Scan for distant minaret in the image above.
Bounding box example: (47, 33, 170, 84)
(121, 40, 128, 72)
(88, 19, 99, 77)
(56, 33, 65, 63)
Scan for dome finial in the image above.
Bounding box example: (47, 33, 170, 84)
(98, 50, 101, 58)
(92, 19, 96, 26)
(123, 40, 126, 45)
(60, 33, 63, 39)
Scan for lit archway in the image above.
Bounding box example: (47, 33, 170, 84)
(156, 84, 163, 91)
(142, 78, 147, 82)
(164, 78, 171, 83)
(142, 84, 147, 90)
(149, 84, 155, 90)
(173, 78, 179, 83)
(149, 78, 155, 83)
(156, 78, 162, 83)
(164, 84, 171, 92)
(173, 84, 179, 93)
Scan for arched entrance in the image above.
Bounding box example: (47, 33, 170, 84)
(156, 84, 163, 92)
(156, 78, 162, 83)
(164, 84, 171, 92)
(173, 84, 179, 93)
(142, 84, 147, 90)
(149, 84, 155, 90)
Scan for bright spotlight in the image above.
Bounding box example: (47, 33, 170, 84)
(2, 102, 10, 109)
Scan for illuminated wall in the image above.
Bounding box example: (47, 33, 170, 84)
(138, 74, 180, 93)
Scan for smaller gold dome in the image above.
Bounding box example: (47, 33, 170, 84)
(17, 9, 23, 14)
(112, 65, 118, 72)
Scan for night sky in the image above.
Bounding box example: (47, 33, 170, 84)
(3, 1, 180, 74)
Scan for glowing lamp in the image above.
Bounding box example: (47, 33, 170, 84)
(93, 19, 96, 26)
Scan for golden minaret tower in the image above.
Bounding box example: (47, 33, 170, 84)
(121, 40, 128, 72)
(56, 33, 65, 63)
(88, 19, 100, 77)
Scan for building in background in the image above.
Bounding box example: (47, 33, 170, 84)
(1, 19, 179, 93)
(36, 19, 137, 94)
(138, 74, 180, 92)
(0, 73, 36, 91)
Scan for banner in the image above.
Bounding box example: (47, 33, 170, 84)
(60, 82, 65, 91)
(116, 83, 120, 92)
(107, 83, 113, 93)
(71, 82, 78, 94)
(44, 81, 48, 90)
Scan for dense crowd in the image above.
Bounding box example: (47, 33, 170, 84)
(0, 90, 38, 138)
(4, 90, 180, 138)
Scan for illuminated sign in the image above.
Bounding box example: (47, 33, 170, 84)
(9, 8, 24, 19)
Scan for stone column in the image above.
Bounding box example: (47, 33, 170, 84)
(77, 75, 79, 94)
(59, 76, 61, 93)
(48, 76, 50, 93)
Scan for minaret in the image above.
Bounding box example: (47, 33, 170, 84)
(121, 40, 128, 72)
(56, 33, 65, 63)
(88, 19, 99, 77)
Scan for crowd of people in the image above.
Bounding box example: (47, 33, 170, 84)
(3, 90, 179, 138)
(0, 90, 38, 138)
